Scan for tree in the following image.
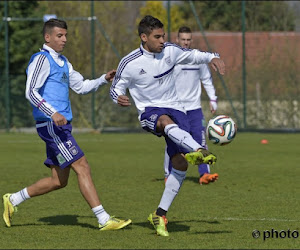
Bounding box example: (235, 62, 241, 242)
(0, 1, 43, 129)
(246, 1, 295, 31)
(136, 1, 185, 38)
(179, 1, 295, 32)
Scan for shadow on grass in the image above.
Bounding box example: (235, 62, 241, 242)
(134, 218, 224, 234)
(11, 215, 96, 229)
(184, 176, 201, 184)
(38, 215, 96, 229)
(135, 220, 190, 233)
(13, 215, 133, 231)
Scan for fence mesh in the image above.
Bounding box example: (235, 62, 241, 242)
(1, 1, 299, 131)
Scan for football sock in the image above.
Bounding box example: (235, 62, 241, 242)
(163, 146, 171, 178)
(198, 164, 210, 176)
(158, 168, 186, 212)
(9, 188, 31, 206)
(156, 207, 167, 217)
(164, 124, 201, 152)
(92, 205, 110, 225)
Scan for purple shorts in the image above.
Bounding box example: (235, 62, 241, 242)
(36, 121, 84, 169)
(187, 108, 208, 149)
(140, 107, 191, 157)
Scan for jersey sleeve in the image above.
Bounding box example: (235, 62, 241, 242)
(110, 60, 131, 104)
(25, 54, 57, 117)
(68, 60, 108, 94)
(170, 44, 220, 65)
(200, 64, 217, 101)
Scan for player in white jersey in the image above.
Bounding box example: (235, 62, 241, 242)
(110, 15, 225, 236)
(2, 19, 131, 231)
(163, 26, 219, 185)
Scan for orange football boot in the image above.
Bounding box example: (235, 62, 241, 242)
(199, 173, 219, 185)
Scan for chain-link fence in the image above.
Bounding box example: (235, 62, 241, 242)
(1, 1, 299, 132)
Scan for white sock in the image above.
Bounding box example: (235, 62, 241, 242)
(92, 205, 110, 225)
(10, 188, 31, 206)
(158, 168, 186, 211)
(164, 124, 202, 152)
(163, 146, 170, 178)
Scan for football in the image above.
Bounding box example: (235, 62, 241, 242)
(206, 115, 237, 145)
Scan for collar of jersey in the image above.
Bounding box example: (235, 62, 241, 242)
(42, 44, 62, 60)
(139, 44, 156, 58)
(41, 44, 65, 67)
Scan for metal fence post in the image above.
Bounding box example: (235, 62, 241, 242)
(91, 0, 96, 129)
(242, 0, 247, 129)
(167, 0, 170, 41)
(4, 0, 10, 132)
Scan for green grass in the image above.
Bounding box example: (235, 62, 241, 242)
(0, 132, 299, 249)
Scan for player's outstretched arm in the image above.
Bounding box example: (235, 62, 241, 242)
(210, 58, 225, 75)
(117, 95, 131, 107)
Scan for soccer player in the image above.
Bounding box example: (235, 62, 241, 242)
(110, 15, 225, 236)
(2, 19, 131, 231)
(163, 26, 219, 185)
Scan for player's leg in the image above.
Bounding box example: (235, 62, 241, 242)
(188, 109, 219, 184)
(164, 109, 217, 183)
(147, 109, 196, 236)
(148, 152, 187, 236)
(71, 156, 100, 208)
(163, 146, 172, 182)
(144, 109, 189, 236)
(3, 121, 75, 228)
(157, 113, 216, 165)
(141, 108, 215, 235)
(52, 122, 130, 230)
(27, 165, 70, 196)
(70, 156, 131, 230)
(157, 114, 201, 152)
(27, 121, 80, 195)
(140, 107, 215, 165)
(158, 152, 188, 212)
(3, 165, 70, 227)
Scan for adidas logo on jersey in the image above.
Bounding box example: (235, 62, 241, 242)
(60, 72, 68, 84)
(139, 69, 147, 75)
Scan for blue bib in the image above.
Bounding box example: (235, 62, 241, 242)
(27, 50, 72, 121)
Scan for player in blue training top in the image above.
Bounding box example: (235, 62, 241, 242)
(110, 15, 225, 236)
(2, 18, 131, 231)
(163, 26, 219, 185)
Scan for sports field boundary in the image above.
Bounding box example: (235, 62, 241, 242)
(1, 127, 300, 134)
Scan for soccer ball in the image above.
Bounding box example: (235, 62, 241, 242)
(206, 115, 237, 145)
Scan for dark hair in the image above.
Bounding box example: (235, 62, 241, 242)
(178, 26, 192, 36)
(43, 18, 67, 36)
(138, 15, 163, 36)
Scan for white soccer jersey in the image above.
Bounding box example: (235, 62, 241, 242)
(173, 63, 217, 111)
(110, 43, 219, 117)
(25, 44, 108, 117)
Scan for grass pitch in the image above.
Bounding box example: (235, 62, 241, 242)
(0, 132, 299, 249)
